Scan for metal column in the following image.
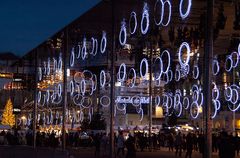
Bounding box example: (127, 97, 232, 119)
(203, 0, 214, 157)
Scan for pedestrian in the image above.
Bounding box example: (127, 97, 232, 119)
(117, 131, 125, 157)
(125, 134, 136, 158)
(185, 133, 193, 158)
(175, 132, 182, 157)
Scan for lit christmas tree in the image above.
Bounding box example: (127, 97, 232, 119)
(1, 98, 15, 127)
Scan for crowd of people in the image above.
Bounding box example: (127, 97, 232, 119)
(0, 129, 239, 158)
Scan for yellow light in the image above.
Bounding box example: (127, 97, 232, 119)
(155, 107, 163, 118)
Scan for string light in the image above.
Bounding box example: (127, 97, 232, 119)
(119, 19, 127, 46)
(179, 0, 192, 19)
(140, 58, 149, 80)
(100, 31, 107, 53)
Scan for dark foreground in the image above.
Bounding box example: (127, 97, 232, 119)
(1, 146, 240, 158)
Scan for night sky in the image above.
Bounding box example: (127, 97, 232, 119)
(0, 0, 100, 57)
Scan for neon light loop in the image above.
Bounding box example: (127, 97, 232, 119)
(38, 67, 42, 81)
(70, 47, 75, 67)
(175, 65, 181, 82)
(212, 58, 220, 75)
(46, 90, 50, 103)
(131, 95, 141, 107)
(58, 54, 63, 72)
(53, 58, 57, 73)
(70, 80, 75, 96)
(47, 58, 50, 75)
(140, 58, 149, 80)
(128, 68, 136, 88)
(190, 102, 200, 119)
(154, 0, 164, 26)
(90, 37, 98, 56)
(119, 19, 127, 46)
(179, 0, 192, 19)
(162, 0, 172, 26)
(192, 64, 199, 79)
(129, 11, 137, 35)
(80, 79, 86, 96)
(141, 3, 150, 35)
(238, 43, 240, 55)
(231, 51, 239, 68)
(76, 45, 81, 59)
(100, 95, 110, 108)
(155, 95, 161, 107)
(43, 61, 47, 75)
(161, 50, 171, 73)
(100, 70, 106, 88)
(168, 70, 173, 82)
(57, 84, 62, 98)
(183, 96, 190, 109)
(100, 31, 107, 54)
(81, 38, 87, 60)
(178, 42, 191, 67)
(118, 63, 127, 83)
(153, 57, 163, 80)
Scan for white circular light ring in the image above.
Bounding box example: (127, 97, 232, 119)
(81, 97, 92, 109)
(178, 42, 191, 67)
(43, 61, 47, 75)
(211, 100, 219, 119)
(136, 107, 144, 122)
(100, 70, 106, 88)
(89, 79, 95, 96)
(154, 0, 164, 26)
(77, 45, 81, 59)
(155, 95, 161, 107)
(116, 103, 127, 112)
(183, 96, 190, 109)
(90, 37, 96, 55)
(212, 58, 220, 75)
(140, 58, 149, 80)
(119, 19, 127, 46)
(46, 90, 50, 103)
(179, 0, 192, 20)
(230, 88, 239, 104)
(192, 64, 199, 79)
(100, 95, 110, 108)
(117, 63, 127, 83)
(161, 50, 171, 73)
(129, 11, 137, 35)
(168, 70, 173, 82)
(162, 94, 169, 107)
(131, 95, 141, 107)
(37, 91, 41, 104)
(80, 79, 86, 96)
(212, 82, 219, 100)
(162, 0, 172, 26)
(47, 58, 51, 75)
(92, 38, 98, 56)
(175, 67, 181, 82)
(224, 86, 232, 101)
(70, 47, 75, 67)
(83, 70, 94, 79)
(128, 68, 136, 88)
(57, 84, 62, 98)
(190, 102, 200, 119)
(174, 101, 182, 117)
(58, 55, 63, 72)
(231, 51, 239, 68)
(153, 57, 163, 80)
(167, 94, 173, 109)
(53, 58, 57, 72)
(81, 38, 87, 60)
(72, 94, 83, 106)
(238, 43, 240, 55)
(70, 80, 75, 96)
(141, 3, 150, 35)
(100, 31, 107, 54)
(92, 74, 97, 90)
(225, 55, 233, 72)
(38, 67, 42, 81)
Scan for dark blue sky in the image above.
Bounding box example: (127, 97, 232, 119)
(0, 0, 100, 56)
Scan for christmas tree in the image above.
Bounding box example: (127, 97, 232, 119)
(1, 98, 15, 127)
